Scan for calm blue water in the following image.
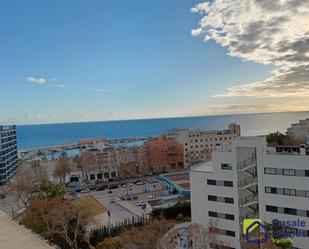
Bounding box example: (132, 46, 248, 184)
(17, 111, 309, 150)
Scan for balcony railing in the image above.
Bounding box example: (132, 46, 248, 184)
(239, 194, 258, 207)
(237, 154, 257, 171)
(238, 175, 258, 189)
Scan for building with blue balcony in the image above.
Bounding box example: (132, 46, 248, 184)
(0, 125, 18, 186)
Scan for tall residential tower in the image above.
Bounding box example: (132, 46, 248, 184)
(0, 125, 18, 186)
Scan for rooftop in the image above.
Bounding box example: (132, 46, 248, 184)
(160, 171, 191, 196)
(266, 145, 309, 156)
(191, 160, 213, 173)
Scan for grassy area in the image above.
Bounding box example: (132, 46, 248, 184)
(75, 195, 107, 218)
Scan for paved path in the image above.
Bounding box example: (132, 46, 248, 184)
(0, 209, 55, 249)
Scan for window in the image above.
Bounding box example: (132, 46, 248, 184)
(265, 187, 277, 194)
(265, 167, 276, 175)
(305, 170, 309, 177)
(225, 197, 234, 204)
(225, 214, 235, 220)
(209, 211, 218, 217)
(225, 230, 235, 237)
(284, 208, 297, 215)
(283, 169, 296, 176)
(207, 179, 216, 185)
(224, 181, 233, 187)
(208, 195, 217, 201)
(266, 205, 278, 213)
(284, 188, 296, 196)
(221, 163, 232, 170)
(97, 173, 102, 179)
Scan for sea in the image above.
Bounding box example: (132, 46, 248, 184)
(17, 111, 309, 150)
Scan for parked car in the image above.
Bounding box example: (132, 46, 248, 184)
(136, 181, 145, 185)
(127, 183, 133, 187)
(109, 198, 116, 203)
(71, 194, 80, 200)
(80, 188, 90, 193)
(137, 200, 145, 206)
(67, 191, 76, 196)
(108, 190, 113, 194)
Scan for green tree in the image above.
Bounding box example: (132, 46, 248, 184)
(266, 132, 287, 146)
(40, 179, 65, 197)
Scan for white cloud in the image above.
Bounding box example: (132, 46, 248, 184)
(27, 76, 47, 84)
(191, 28, 203, 37)
(89, 88, 109, 92)
(192, 0, 309, 98)
(191, 2, 210, 13)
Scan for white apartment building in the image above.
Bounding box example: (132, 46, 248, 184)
(190, 137, 309, 249)
(166, 123, 240, 168)
(286, 118, 309, 140)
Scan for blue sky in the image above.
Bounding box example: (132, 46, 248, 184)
(1, 0, 308, 124)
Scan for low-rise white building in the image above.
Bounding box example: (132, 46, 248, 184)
(286, 118, 309, 140)
(166, 123, 240, 168)
(190, 136, 309, 249)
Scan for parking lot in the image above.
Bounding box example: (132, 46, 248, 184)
(88, 179, 170, 226)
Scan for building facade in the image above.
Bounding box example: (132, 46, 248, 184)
(141, 135, 184, 174)
(286, 118, 309, 140)
(166, 123, 240, 168)
(0, 125, 18, 186)
(190, 137, 309, 249)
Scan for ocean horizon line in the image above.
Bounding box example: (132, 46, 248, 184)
(14, 110, 309, 127)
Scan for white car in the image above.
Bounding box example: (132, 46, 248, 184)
(137, 200, 145, 206)
(127, 183, 133, 187)
(136, 181, 145, 185)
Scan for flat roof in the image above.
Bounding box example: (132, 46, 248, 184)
(0, 210, 54, 249)
(191, 160, 214, 173)
(160, 171, 190, 195)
